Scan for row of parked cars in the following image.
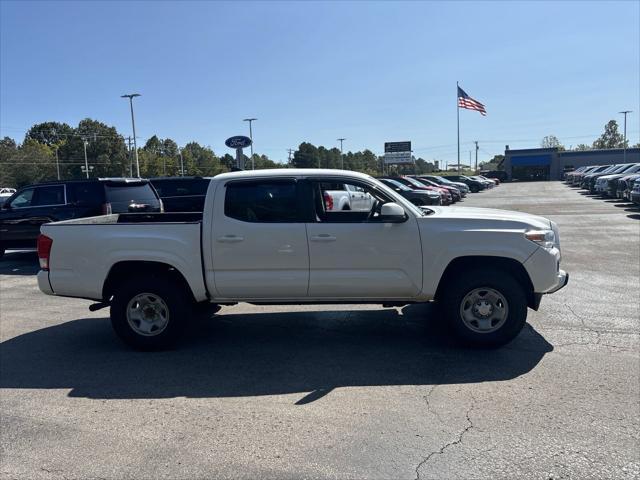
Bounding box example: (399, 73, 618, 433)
(564, 163, 640, 204)
(0, 172, 501, 259)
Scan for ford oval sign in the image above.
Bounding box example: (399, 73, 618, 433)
(225, 136, 252, 149)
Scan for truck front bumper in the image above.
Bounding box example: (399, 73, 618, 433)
(546, 269, 569, 294)
(37, 270, 54, 296)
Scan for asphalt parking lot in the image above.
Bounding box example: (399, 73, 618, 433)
(1, 181, 639, 479)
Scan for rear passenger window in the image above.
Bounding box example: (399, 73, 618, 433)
(225, 181, 300, 222)
(66, 183, 104, 204)
(33, 185, 65, 206)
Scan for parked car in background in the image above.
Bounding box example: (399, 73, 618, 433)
(385, 176, 453, 205)
(410, 176, 462, 202)
(0, 178, 162, 258)
(582, 164, 621, 191)
(599, 164, 640, 197)
(36, 168, 568, 350)
(0, 187, 16, 206)
(470, 176, 495, 188)
(631, 178, 640, 205)
(478, 175, 499, 186)
(443, 175, 485, 193)
(592, 164, 638, 194)
(619, 174, 640, 201)
(150, 177, 212, 212)
(480, 170, 508, 182)
(377, 178, 442, 206)
(320, 181, 376, 211)
(414, 175, 469, 197)
(571, 165, 606, 187)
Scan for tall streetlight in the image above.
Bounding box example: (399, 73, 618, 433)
(243, 118, 257, 169)
(82, 138, 89, 179)
(121, 93, 141, 177)
(619, 110, 632, 164)
(337, 138, 346, 169)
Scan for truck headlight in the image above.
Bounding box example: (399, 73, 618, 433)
(525, 229, 556, 249)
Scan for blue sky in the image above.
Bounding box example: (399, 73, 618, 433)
(1, 1, 639, 165)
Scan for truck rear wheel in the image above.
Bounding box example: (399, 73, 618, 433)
(441, 269, 527, 348)
(110, 276, 192, 350)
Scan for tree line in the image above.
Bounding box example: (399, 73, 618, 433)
(0, 118, 442, 187)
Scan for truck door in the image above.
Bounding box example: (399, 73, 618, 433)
(210, 178, 310, 299)
(306, 178, 423, 299)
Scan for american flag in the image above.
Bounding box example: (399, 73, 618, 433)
(457, 86, 486, 116)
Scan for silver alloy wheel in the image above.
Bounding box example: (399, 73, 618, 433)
(126, 293, 170, 337)
(459, 287, 509, 334)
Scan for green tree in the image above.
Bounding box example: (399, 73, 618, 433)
(292, 142, 320, 168)
(574, 144, 591, 151)
(593, 120, 626, 149)
(25, 122, 74, 147)
(6, 139, 57, 187)
(0, 137, 18, 186)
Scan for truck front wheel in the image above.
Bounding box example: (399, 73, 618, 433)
(441, 270, 527, 348)
(110, 276, 192, 350)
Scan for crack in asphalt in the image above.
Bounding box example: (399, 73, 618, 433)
(414, 394, 476, 480)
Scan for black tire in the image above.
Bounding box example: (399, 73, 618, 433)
(441, 269, 528, 348)
(110, 275, 193, 350)
(470, 186, 479, 193)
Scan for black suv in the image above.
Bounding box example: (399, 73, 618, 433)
(0, 178, 161, 257)
(149, 177, 212, 212)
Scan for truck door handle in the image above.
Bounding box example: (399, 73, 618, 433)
(217, 235, 244, 243)
(310, 234, 336, 242)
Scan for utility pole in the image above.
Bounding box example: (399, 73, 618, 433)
(619, 110, 632, 164)
(337, 138, 346, 169)
(287, 148, 294, 165)
(121, 93, 141, 177)
(55, 147, 60, 180)
(469, 151, 471, 171)
(179, 148, 184, 176)
(474, 140, 479, 172)
(82, 138, 89, 179)
(243, 118, 257, 169)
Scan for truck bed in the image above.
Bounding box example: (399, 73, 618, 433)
(40, 213, 208, 302)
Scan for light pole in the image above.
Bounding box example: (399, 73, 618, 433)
(121, 93, 141, 177)
(82, 138, 89, 179)
(243, 118, 257, 169)
(337, 138, 346, 169)
(619, 110, 632, 164)
(178, 147, 184, 176)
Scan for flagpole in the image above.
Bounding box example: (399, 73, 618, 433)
(457, 81, 460, 174)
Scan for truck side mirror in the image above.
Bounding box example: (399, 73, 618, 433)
(379, 202, 406, 222)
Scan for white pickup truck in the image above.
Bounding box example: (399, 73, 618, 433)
(37, 169, 567, 350)
(322, 182, 375, 211)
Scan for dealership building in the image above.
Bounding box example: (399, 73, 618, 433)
(502, 146, 640, 181)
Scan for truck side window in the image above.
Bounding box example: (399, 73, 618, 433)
(9, 188, 35, 208)
(32, 185, 65, 206)
(225, 181, 300, 223)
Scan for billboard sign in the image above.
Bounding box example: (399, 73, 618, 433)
(384, 141, 411, 153)
(384, 141, 412, 164)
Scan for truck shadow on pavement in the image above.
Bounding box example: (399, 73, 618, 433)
(0, 251, 39, 275)
(0, 305, 553, 404)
